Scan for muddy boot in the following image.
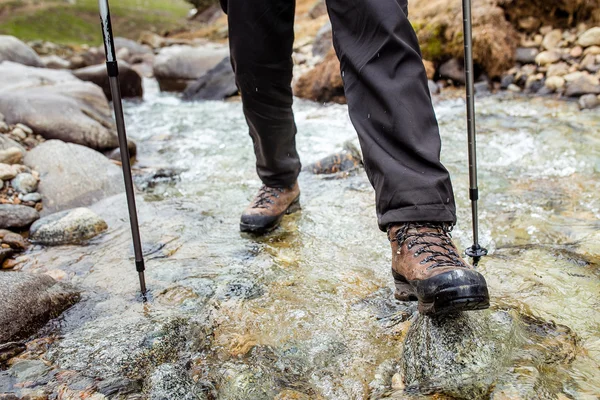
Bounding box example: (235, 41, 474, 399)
(240, 183, 300, 234)
(388, 223, 490, 316)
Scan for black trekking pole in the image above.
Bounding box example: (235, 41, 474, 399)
(461, 0, 487, 266)
(99, 0, 147, 299)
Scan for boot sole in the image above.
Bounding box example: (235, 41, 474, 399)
(393, 269, 490, 316)
(240, 197, 301, 234)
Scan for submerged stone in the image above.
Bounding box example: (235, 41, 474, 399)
(148, 363, 206, 400)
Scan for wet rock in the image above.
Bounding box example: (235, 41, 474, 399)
(41, 54, 71, 69)
(0, 148, 23, 165)
(535, 50, 561, 65)
(183, 57, 237, 101)
(304, 143, 362, 175)
(401, 311, 515, 399)
(29, 208, 108, 246)
(294, 49, 345, 104)
(73, 62, 143, 101)
(0, 164, 18, 180)
(217, 363, 278, 400)
(216, 277, 263, 300)
(542, 29, 563, 50)
(577, 27, 600, 48)
(0, 271, 79, 343)
(0, 204, 39, 229)
(153, 44, 229, 92)
(8, 360, 52, 383)
(134, 167, 183, 191)
(10, 173, 37, 194)
(147, 363, 206, 400)
(564, 76, 600, 97)
(515, 47, 539, 64)
(0, 35, 44, 67)
(578, 94, 600, 110)
(439, 58, 465, 84)
(312, 21, 333, 59)
(0, 230, 28, 250)
(274, 389, 312, 400)
(96, 377, 142, 397)
(24, 140, 124, 214)
(0, 342, 26, 364)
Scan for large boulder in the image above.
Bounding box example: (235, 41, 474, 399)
(73, 62, 143, 101)
(0, 64, 121, 151)
(153, 44, 229, 92)
(182, 57, 238, 101)
(294, 48, 345, 104)
(409, 0, 519, 78)
(0, 35, 44, 67)
(0, 271, 79, 343)
(24, 140, 125, 214)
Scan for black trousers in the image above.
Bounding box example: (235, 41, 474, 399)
(221, 0, 457, 231)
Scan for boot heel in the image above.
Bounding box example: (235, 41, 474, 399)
(286, 197, 301, 214)
(392, 269, 417, 302)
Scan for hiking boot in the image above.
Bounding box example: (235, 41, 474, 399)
(388, 222, 490, 316)
(240, 182, 300, 234)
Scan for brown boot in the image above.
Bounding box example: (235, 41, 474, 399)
(388, 222, 490, 316)
(240, 182, 300, 234)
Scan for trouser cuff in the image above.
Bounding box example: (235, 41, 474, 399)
(378, 204, 456, 232)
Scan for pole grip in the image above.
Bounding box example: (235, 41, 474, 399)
(99, 0, 116, 62)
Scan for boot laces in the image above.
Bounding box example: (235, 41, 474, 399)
(253, 185, 284, 209)
(391, 222, 466, 269)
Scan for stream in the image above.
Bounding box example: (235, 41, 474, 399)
(19, 79, 600, 399)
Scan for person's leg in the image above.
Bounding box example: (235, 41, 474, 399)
(222, 0, 301, 187)
(326, 0, 455, 231)
(325, 0, 489, 315)
(221, 0, 301, 234)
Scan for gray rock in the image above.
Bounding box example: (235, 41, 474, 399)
(0, 35, 44, 67)
(0, 163, 18, 180)
(0, 271, 79, 343)
(578, 94, 600, 110)
(24, 140, 125, 214)
(21, 192, 42, 203)
(312, 21, 333, 59)
(500, 74, 514, 89)
(0, 61, 76, 92)
(10, 173, 37, 194)
(427, 79, 440, 95)
(0, 147, 23, 165)
(474, 80, 491, 94)
(153, 44, 229, 92)
(73, 62, 143, 101)
(215, 277, 263, 300)
(41, 54, 71, 69)
(0, 80, 120, 152)
(400, 311, 515, 399)
(577, 27, 600, 48)
(113, 37, 153, 59)
(439, 58, 465, 84)
(0, 204, 39, 229)
(8, 360, 51, 383)
(183, 57, 237, 101)
(29, 208, 108, 246)
(564, 76, 600, 97)
(148, 364, 206, 400)
(515, 47, 539, 64)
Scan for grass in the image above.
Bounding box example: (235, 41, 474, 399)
(0, 0, 192, 45)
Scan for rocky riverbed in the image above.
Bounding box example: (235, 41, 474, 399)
(0, 77, 598, 399)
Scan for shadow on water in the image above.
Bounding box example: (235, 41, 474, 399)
(12, 81, 600, 399)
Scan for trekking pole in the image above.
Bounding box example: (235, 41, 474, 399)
(99, 0, 147, 299)
(461, 0, 487, 266)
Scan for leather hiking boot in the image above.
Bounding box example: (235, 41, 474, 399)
(388, 222, 490, 316)
(240, 182, 300, 234)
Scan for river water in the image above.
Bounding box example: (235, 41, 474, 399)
(20, 80, 600, 399)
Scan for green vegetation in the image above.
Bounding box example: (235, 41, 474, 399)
(0, 0, 192, 44)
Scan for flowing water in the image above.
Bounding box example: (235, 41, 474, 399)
(18, 80, 600, 399)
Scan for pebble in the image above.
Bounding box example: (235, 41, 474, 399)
(570, 46, 583, 58)
(546, 62, 569, 77)
(11, 173, 38, 194)
(0, 204, 40, 229)
(10, 127, 27, 140)
(22, 192, 42, 203)
(577, 27, 600, 47)
(535, 50, 561, 65)
(507, 83, 522, 92)
(578, 94, 599, 110)
(0, 163, 18, 181)
(584, 45, 600, 56)
(542, 29, 562, 50)
(0, 121, 8, 132)
(545, 76, 566, 91)
(0, 147, 23, 165)
(0, 229, 28, 250)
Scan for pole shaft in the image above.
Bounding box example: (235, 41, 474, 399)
(462, 0, 480, 248)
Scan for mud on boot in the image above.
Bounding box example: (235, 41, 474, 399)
(240, 182, 300, 234)
(388, 222, 489, 316)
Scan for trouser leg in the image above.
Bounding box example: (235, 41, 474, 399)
(220, 0, 301, 188)
(325, 0, 457, 231)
